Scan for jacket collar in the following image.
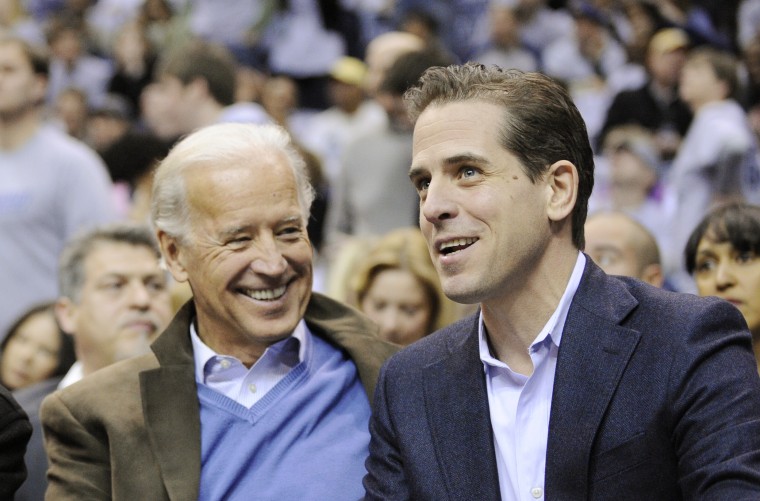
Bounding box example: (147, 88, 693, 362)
(141, 292, 396, 500)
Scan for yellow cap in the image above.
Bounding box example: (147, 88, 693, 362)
(329, 57, 367, 86)
(648, 28, 689, 55)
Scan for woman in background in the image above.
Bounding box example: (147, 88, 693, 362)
(1, 302, 76, 501)
(350, 227, 457, 346)
(685, 202, 760, 371)
(0, 302, 75, 391)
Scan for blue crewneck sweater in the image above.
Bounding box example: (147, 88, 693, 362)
(197, 334, 370, 500)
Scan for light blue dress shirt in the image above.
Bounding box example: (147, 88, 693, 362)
(479, 252, 586, 501)
(190, 320, 309, 408)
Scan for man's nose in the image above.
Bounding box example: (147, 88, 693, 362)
(128, 282, 153, 308)
(249, 237, 288, 276)
(421, 179, 457, 224)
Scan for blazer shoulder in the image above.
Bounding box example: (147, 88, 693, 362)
(384, 313, 479, 373)
(43, 353, 159, 418)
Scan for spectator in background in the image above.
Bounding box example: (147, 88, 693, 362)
(742, 34, 760, 142)
(45, 15, 112, 107)
(0, 0, 45, 46)
(392, 0, 490, 62)
(667, 47, 760, 291)
(41, 123, 397, 499)
(0, 384, 31, 500)
(52, 85, 88, 139)
(599, 27, 692, 160)
(1, 303, 75, 501)
(363, 30, 424, 98)
(137, 0, 181, 53)
(0, 303, 74, 392)
(542, 1, 630, 143)
(85, 93, 133, 153)
(397, 7, 458, 63)
(262, 0, 360, 110)
(142, 39, 271, 143)
(685, 202, 760, 372)
(585, 211, 664, 287)
(325, 47, 454, 249)
(514, 0, 573, 55)
(54, 223, 173, 388)
(590, 125, 674, 261)
(471, 1, 538, 72)
(0, 34, 115, 342)
(260, 74, 313, 142)
(350, 227, 457, 346)
(107, 20, 156, 114)
(300, 56, 387, 185)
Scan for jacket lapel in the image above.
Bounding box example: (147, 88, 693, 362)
(424, 317, 502, 500)
(140, 302, 201, 501)
(545, 260, 641, 499)
(303, 293, 398, 403)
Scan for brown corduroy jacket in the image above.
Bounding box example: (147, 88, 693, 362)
(41, 293, 398, 501)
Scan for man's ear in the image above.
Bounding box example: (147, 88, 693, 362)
(640, 263, 664, 288)
(545, 160, 579, 223)
(157, 230, 189, 283)
(32, 75, 47, 105)
(187, 77, 210, 100)
(55, 297, 77, 336)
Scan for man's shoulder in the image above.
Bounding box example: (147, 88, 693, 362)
(306, 293, 398, 359)
(34, 125, 101, 160)
(384, 313, 478, 373)
(583, 270, 744, 338)
(43, 353, 159, 417)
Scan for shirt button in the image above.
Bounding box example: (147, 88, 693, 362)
(531, 487, 543, 499)
(248, 383, 257, 393)
(220, 359, 231, 369)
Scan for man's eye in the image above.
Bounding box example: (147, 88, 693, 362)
(147, 280, 167, 292)
(414, 179, 430, 192)
(279, 226, 303, 238)
(102, 282, 124, 291)
(462, 167, 477, 178)
(228, 236, 251, 246)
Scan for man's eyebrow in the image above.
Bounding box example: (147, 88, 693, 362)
(219, 226, 249, 239)
(409, 166, 427, 180)
(443, 153, 490, 166)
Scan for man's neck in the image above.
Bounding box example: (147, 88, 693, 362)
(481, 247, 579, 375)
(0, 109, 41, 151)
(691, 96, 727, 114)
(648, 79, 675, 105)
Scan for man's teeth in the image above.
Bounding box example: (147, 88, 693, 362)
(439, 238, 477, 253)
(245, 285, 287, 300)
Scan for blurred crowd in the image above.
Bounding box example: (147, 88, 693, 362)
(3, 1, 760, 496)
(2, 0, 760, 348)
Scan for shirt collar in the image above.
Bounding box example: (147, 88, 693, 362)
(478, 252, 586, 365)
(190, 319, 309, 384)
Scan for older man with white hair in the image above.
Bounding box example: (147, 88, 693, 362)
(41, 123, 397, 500)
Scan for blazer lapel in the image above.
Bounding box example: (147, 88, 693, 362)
(424, 319, 501, 500)
(140, 302, 202, 501)
(545, 261, 641, 499)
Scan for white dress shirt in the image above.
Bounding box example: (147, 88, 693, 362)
(479, 253, 586, 501)
(190, 320, 309, 408)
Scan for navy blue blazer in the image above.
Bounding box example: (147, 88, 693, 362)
(364, 259, 760, 500)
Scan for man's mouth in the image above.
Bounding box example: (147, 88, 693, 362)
(438, 238, 478, 256)
(242, 285, 287, 301)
